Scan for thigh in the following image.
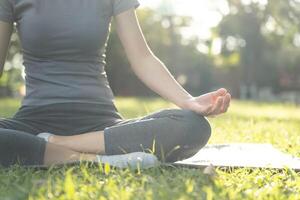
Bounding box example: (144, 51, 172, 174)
(140, 108, 187, 120)
(105, 108, 188, 127)
(103, 108, 211, 161)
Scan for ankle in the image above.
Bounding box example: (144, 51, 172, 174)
(48, 135, 55, 143)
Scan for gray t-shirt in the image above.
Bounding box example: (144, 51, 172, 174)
(0, 0, 140, 106)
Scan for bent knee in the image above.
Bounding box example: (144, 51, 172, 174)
(179, 109, 212, 147)
(155, 109, 212, 162)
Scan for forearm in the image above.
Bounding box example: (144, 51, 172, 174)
(130, 54, 193, 108)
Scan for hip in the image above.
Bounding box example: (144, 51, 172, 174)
(11, 102, 124, 135)
(14, 102, 123, 119)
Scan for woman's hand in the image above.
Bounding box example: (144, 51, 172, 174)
(179, 88, 231, 117)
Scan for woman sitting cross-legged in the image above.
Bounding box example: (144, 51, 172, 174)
(0, 0, 231, 169)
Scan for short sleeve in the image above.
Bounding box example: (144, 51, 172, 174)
(112, 0, 140, 16)
(0, 0, 14, 23)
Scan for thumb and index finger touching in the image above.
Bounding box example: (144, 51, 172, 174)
(209, 88, 232, 116)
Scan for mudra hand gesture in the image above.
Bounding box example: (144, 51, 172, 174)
(180, 88, 231, 117)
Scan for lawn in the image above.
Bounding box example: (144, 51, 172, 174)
(0, 97, 299, 199)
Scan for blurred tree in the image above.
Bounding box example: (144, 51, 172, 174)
(213, 0, 300, 98)
(0, 26, 23, 97)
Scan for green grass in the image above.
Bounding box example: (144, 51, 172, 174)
(0, 97, 300, 199)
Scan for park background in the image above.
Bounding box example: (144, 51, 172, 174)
(0, 0, 300, 199)
(0, 0, 300, 103)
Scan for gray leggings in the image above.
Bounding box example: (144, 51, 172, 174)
(0, 103, 211, 167)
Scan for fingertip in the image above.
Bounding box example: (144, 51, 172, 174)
(218, 88, 227, 95)
(224, 93, 231, 102)
(226, 93, 231, 99)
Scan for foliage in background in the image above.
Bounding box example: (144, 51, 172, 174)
(213, 0, 300, 97)
(0, 0, 299, 98)
(0, 27, 23, 97)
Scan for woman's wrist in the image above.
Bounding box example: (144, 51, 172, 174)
(174, 94, 195, 109)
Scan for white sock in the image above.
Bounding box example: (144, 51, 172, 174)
(96, 152, 160, 169)
(37, 132, 53, 142)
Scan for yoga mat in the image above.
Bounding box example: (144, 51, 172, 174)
(174, 143, 300, 171)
